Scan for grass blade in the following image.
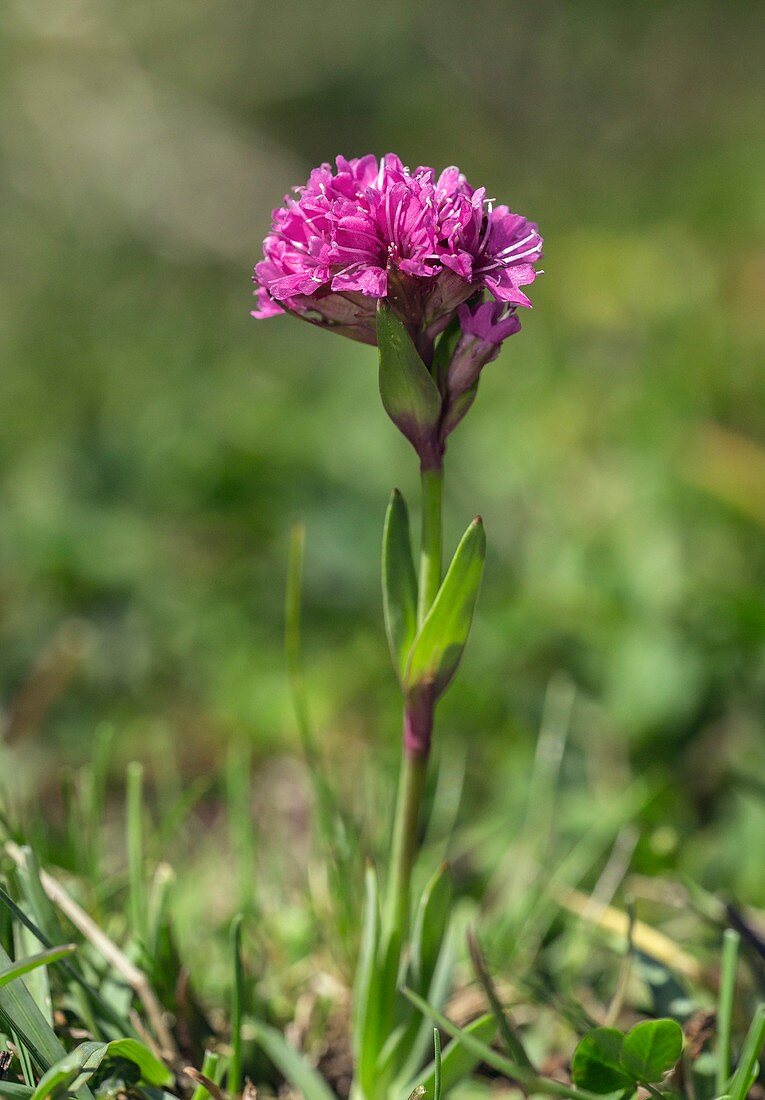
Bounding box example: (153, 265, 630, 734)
(467, 928, 534, 1072)
(190, 1050, 222, 1100)
(729, 1004, 765, 1100)
(0, 941, 69, 1075)
(408, 1015, 496, 1100)
(352, 863, 380, 1097)
(716, 928, 740, 1094)
(433, 1028, 442, 1100)
(126, 762, 146, 947)
(0, 945, 76, 990)
(227, 914, 244, 1097)
(249, 1019, 335, 1100)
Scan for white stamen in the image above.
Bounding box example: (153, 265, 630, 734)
(494, 230, 540, 259)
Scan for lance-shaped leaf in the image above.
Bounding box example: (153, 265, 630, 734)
(0, 942, 68, 1076)
(0, 945, 76, 992)
(377, 302, 442, 462)
(382, 489, 418, 683)
(405, 518, 486, 698)
(353, 864, 381, 1099)
(409, 863, 452, 995)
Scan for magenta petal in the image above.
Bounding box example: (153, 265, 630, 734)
(484, 263, 538, 307)
(398, 258, 438, 279)
(269, 270, 329, 299)
(331, 265, 388, 297)
(251, 287, 285, 319)
(440, 251, 473, 280)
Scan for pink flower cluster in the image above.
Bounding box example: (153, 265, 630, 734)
(252, 154, 542, 358)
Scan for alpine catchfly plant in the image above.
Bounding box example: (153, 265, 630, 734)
(252, 154, 543, 1099)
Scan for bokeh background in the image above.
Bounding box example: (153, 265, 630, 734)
(2, 0, 765, 920)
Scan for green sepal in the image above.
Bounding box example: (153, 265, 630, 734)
(382, 489, 419, 685)
(377, 302, 442, 462)
(405, 517, 486, 699)
(441, 379, 479, 440)
(432, 315, 461, 393)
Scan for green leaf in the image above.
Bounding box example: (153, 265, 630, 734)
(382, 489, 419, 684)
(728, 1004, 765, 1100)
(0, 879, 132, 1040)
(572, 1029, 633, 1094)
(413, 1015, 496, 1099)
(29, 1042, 105, 1100)
(467, 929, 534, 1072)
(716, 930, 740, 1095)
(29, 1038, 172, 1100)
(352, 864, 380, 1098)
(409, 863, 452, 996)
(392, 913, 461, 1091)
(249, 1019, 336, 1100)
(228, 914, 244, 1097)
(0, 1086, 33, 1100)
(0, 942, 69, 1076)
(104, 1040, 172, 1087)
(405, 518, 486, 698)
(433, 1028, 442, 1100)
(377, 302, 442, 459)
(0, 945, 77, 992)
(621, 1019, 683, 1083)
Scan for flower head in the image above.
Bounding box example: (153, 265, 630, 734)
(253, 154, 542, 357)
(252, 154, 542, 464)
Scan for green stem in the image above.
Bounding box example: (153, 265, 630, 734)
(418, 466, 443, 626)
(383, 462, 443, 945)
(383, 750, 428, 942)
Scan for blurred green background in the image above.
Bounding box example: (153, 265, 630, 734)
(2, 2, 765, 900)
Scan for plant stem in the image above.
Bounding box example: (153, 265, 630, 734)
(418, 466, 443, 626)
(383, 750, 428, 941)
(383, 462, 444, 945)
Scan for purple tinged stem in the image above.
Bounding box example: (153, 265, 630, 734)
(383, 461, 443, 947)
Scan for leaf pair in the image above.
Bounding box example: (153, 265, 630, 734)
(382, 492, 486, 699)
(572, 1019, 684, 1096)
